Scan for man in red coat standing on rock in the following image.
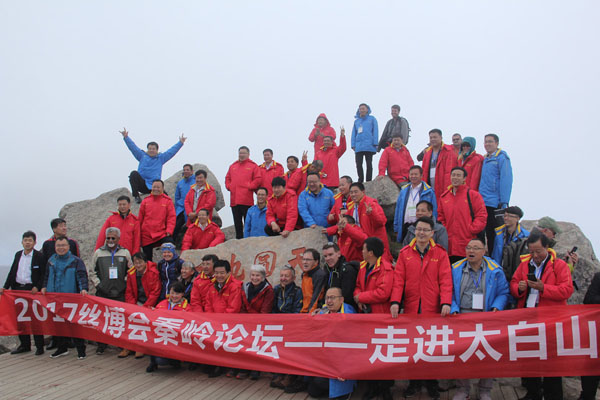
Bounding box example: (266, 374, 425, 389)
(138, 180, 176, 261)
(184, 169, 217, 223)
(95, 195, 140, 256)
(377, 133, 414, 185)
(225, 146, 262, 239)
(259, 148, 285, 195)
(422, 129, 458, 203)
(314, 129, 346, 190)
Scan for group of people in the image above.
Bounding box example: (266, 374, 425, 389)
(1, 105, 597, 400)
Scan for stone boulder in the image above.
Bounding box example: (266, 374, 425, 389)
(181, 228, 328, 286)
(364, 176, 401, 223)
(59, 164, 224, 268)
(521, 220, 599, 305)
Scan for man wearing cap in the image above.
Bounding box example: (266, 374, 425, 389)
(491, 206, 530, 283)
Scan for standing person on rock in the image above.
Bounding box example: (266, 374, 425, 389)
(377, 133, 414, 186)
(225, 146, 262, 239)
(120, 127, 186, 204)
(173, 164, 195, 240)
(258, 148, 285, 195)
(184, 169, 217, 223)
(458, 137, 483, 191)
(351, 103, 378, 183)
(308, 113, 336, 156)
(95, 195, 140, 256)
(138, 179, 176, 261)
(421, 128, 458, 204)
(378, 104, 410, 150)
(314, 129, 346, 190)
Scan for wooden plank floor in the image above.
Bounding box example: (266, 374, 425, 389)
(0, 347, 589, 399)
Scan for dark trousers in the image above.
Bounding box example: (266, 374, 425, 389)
(485, 206, 501, 255)
(581, 375, 600, 400)
(11, 284, 45, 349)
(142, 236, 174, 262)
(522, 376, 563, 400)
(129, 170, 151, 198)
(56, 336, 85, 352)
(231, 205, 251, 239)
(355, 151, 374, 182)
(264, 224, 281, 237)
(307, 376, 329, 398)
(400, 222, 412, 243)
(173, 212, 186, 241)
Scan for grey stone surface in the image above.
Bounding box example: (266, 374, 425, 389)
(181, 228, 328, 286)
(364, 176, 400, 223)
(58, 164, 224, 268)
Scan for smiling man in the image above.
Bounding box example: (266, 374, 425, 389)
(138, 179, 176, 261)
(95, 195, 140, 256)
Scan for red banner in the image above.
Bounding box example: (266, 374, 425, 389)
(1, 291, 599, 380)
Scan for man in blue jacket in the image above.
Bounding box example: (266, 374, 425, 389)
(41, 236, 89, 360)
(479, 134, 513, 255)
(120, 127, 187, 203)
(298, 173, 335, 229)
(173, 164, 195, 240)
(393, 165, 437, 242)
(450, 238, 510, 400)
(351, 103, 378, 183)
(244, 187, 269, 237)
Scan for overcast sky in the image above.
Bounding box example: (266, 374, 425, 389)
(1, 1, 599, 265)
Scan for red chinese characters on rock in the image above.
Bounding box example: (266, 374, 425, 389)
(230, 253, 244, 280)
(254, 251, 277, 277)
(287, 247, 306, 273)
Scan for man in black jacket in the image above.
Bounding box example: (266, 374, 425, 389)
(42, 218, 80, 261)
(322, 242, 358, 309)
(1, 231, 46, 355)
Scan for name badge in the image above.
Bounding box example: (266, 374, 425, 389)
(472, 293, 484, 310)
(430, 166, 436, 179)
(109, 267, 118, 280)
(406, 205, 417, 218)
(358, 126, 363, 134)
(526, 293, 538, 308)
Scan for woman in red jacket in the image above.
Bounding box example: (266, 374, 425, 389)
(237, 264, 274, 379)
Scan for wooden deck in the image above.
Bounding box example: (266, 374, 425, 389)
(0, 346, 586, 399)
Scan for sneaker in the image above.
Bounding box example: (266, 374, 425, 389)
(479, 391, 491, 400)
(96, 346, 105, 355)
(403, 384, 418, 398)
(146, 363, 158, 373)
(11, 346, 31, 355)
(284, 379, 307, 394)
(50, 349, 69, 358)
(118, 349, 131, 358)
(77, 352, 86, 360)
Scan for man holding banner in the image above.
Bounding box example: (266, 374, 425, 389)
(510, 230, 573, 400)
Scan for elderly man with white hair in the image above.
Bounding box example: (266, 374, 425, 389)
(90, 226, 132, 355)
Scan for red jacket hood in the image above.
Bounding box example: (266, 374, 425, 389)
(314, 113, 331, 128)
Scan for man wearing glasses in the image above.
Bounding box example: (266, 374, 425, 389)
(89, 227, 132, 355)
(450, 238, 510, 400)
(299, 249, 327, 314)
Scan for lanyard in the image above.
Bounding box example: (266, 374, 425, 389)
(110, 248, 117, 267)
(469, 269, 483, 290)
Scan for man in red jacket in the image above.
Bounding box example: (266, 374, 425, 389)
(259, 148, 285, 195)
(327, 175, 354, 225)
(325, 214, 366, 262)
(225, 146, 262, 239)
(95, 195, 140, 256)
(265, 177, 298, 238)
(458, 137, 483, 191)
(353, 237, 394, 400)
(314, 129, 346, 189)
(190, 254, 218, 312)
(204, 259, 242, 378)
(377, 133, 414, 185)
(421, 129, 458, 204)
(438, 167, 487, 264)
(390, 216, 452, 399)
(138, 180, 176, 261)
(287, 160, 323, 196)
(184, 170, 217, 223)
(347, 182, 391, 261)
(510, 231, 573, 400)
(181, 209, 225, 251)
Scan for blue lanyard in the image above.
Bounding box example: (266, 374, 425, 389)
(469, 269, 483, 290)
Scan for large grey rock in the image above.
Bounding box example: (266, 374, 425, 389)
(364, 176, 400, 223)
(521, 220, 600, 305)
(181, 228, 328, 286)
(59, 164, 224, 268)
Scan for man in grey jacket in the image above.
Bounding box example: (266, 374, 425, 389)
(378, 104, 410, 150)
(402, 200, 449, 251)
(90, 227, 132, 355)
